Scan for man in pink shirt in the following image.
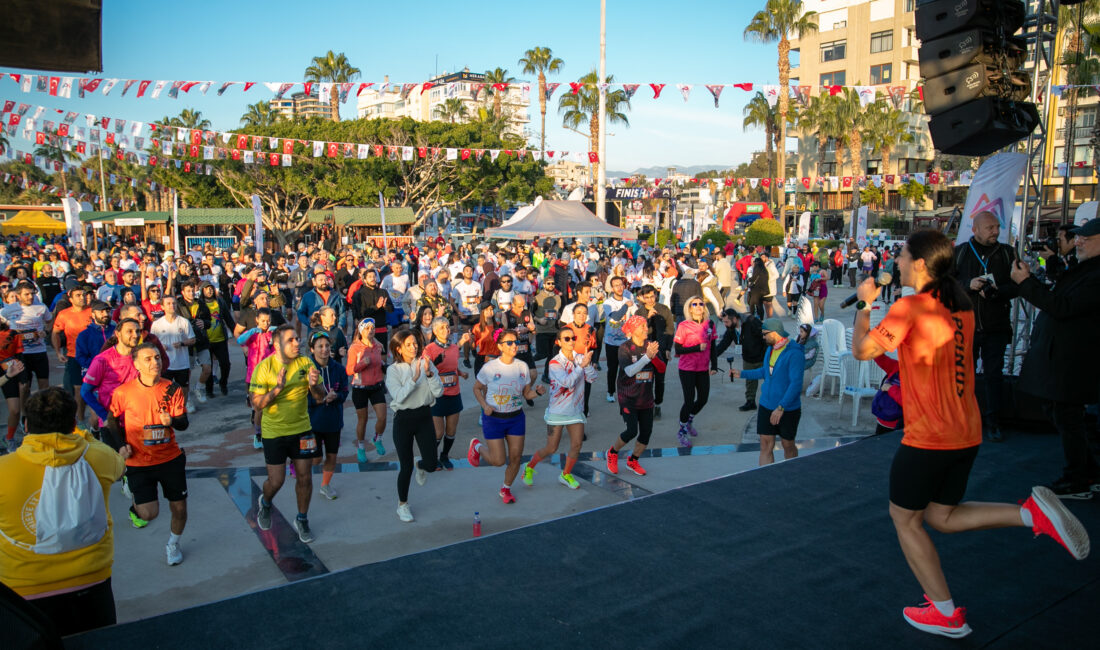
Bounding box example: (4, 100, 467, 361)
(80, 318, 141, 428)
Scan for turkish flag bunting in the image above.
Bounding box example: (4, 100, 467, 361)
(724, 178, 733, 186)
(149, 155, 157, 166)
(24, 154, 31, 164)
(761, 178, 771, 188)
(48, 76, 60, 96)
(421, 82, 434, 94)
(269, 153, 280, 166)
(928, 172, 940, 184)
(243, 82, 255, 92)
(76, 142, 86, 154)
(116, 151, 124, 161)
(35, 132, 45, 145)
(801, 177, 810, 189)
(190, 144, 200, 157)
(357, 82, 374, 96)
(569, 82, 584, 95)
(733, 83, 753, 92)
(190, 130, 202, 145)
(232, 149, 241, 160)
(82, 78, 102, 94)
(842, 176, 852, 187)
(650, 83, 665, 99)
(588, 151, 599, 163)
(827, 85, 843, 96)
(546, 151, 555, 158)
(418, 147, 427, 158)
(105, 132, 115, 144)
(8, 114, 20, 126)
(326, 142, 339, 158)
(137, 80, 151, 97)
(181, 81, 200, 93)
(282, 140, 294, 155)
(58, 124, 69, 137)
(303, 82, 313, 97)
(237, 134, 248, 149)
(184, 162, 191, 172)
(885, 174, 895, 184)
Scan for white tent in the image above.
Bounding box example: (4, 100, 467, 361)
(500, 196, 541, 227)
(486, 200, 634, 240)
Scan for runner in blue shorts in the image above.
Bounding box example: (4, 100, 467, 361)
(468, 329, 545, 504)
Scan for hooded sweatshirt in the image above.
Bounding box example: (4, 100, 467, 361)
(0, 431, 124, 597)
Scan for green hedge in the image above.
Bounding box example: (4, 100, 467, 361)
(809, 239, 842, 249)
(743, 218, 784, 248)
(647, 228, 679, 248)
(693, 228, 730, 252)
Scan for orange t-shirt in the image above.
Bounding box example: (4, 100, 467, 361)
(563, 322, 596, 353)
(868, 292, 981, 450)
(472, 322, 501, 357)
(0, 329, 24, 370)
(108, 377, 186, 466)
(52, 306, 93, 358)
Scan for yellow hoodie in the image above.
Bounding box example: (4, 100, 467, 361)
(0, 430, 124, 597)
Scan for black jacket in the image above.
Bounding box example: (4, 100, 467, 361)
(178, 295, 212, 350)
(670, 278, 701, 323)
(1015, 255, 1100, 404)
(739, 314, 765, 363)
(352, 285, 392, 325)
(952, 238, 1019, 335)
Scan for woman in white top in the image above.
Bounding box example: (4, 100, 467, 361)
(384, 329, 443, 522)
(467, 329, 546, 505)
(520, 328, 597, 490)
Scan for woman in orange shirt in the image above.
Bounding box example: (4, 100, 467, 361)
(851, 230, 1089, 639)
(470, 303, 500, 375)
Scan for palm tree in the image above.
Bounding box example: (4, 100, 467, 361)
(518, 46, 565, 154)
(434, 97, 469, 123)
(240, 100, 280, 128)
(33, 138, 79, 195)
(798, 94, 841, 180)
(833, 88, 871, 209)
(865, 102, 913, 214)
(483, 67, 517, 119)
(159, 108, 211, 129)
(743, 92, 779, 205)
(304, 50, 361, 121)
(744, 0, 819, 224)
(558, 70, 631, 156)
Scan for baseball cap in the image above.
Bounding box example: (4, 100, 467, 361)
(1070, 217, 1100, 237)
(90, 300, 110, 312)
(761, 317, 789, 338)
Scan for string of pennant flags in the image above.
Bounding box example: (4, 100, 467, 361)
(0, 72, 925, 109)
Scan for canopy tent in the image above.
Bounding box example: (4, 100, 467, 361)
(1, 210, 67, 235)
(487, 200, 634, 240)
(500, 196, 542, 227)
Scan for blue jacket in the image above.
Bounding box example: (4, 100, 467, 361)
(741, 341, 804, 411)
(307, 357, 349, 433)
(297, 289, 346, 327)
(75, 321, 116, 370)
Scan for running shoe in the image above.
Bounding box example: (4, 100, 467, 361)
(1023, 485, 1090, 560)
(129, 509, 149, 529)
(606, 393, 615, 403)
(559, 472, 580, 489)
(439, 456, 454, 471)
(499, 486, 516, 504)
(186, 400, 196, 414)
(121, 476, 133, 500)
(686, 418, 699, 437)
(220, 383, 229, 396)
(606, 449, 619, 474)
(463, 358, 471, 369)
(396, 503, 414, 522)
(654, 406, 662, 419)
(902, 596, 971, 638)
(253, 434, 263, 450)
(415, 468, 428, 486)
(256, 495, 272, 531)
(5, 438, 16, 453)
(294, 517, 315, 543)
(677, 424, 693, 448)
(319, 484, 338, 500)
(1048, 477, 1093, 501)
(467, 438, 481, 467)
(356, 446, 367, 463)
(166, 542, 183, 566)
(521, 463, 535, 486)
(373, 436, 386, 456)
(194, 389, 207, 404)
(626, 457, 647, 476)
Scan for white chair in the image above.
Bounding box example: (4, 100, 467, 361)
(840, 359, 880, 426)
(816, 319, 849, 398)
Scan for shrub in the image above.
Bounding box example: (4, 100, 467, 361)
(809, 238, 841, 249)
(743, 218, 784, 248)
(692, 228, 730, 252)
(647, 228, 679, 248)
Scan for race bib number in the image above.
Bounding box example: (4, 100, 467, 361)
(441, 372, 457, 387)
(142, 425, 169, 446)
(635, 370, 653, 382)
(545, 310, 558, 320)
(20, 331, 36, 341)
(465, 294, 479, 305)
(516, 344, 528, 354)
(299, 434, 318, 452)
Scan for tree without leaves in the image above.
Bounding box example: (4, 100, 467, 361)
(518, 46, 564, 154)
(304, 51, 361, 121)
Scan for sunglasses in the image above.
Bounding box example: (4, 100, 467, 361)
(689, 302, 704, 307)
(560, 336, 575, 342)
(310, 331, 331, 343)
(499, 340, 518, 347)
(149, 288, 161, 293)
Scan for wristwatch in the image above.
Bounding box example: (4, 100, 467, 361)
(855, 300, 872, 312)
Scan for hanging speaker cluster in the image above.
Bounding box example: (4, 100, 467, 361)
(916, 0, 1038, 156)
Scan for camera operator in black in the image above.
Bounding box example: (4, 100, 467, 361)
(1038, 224, 1078, 284)
(952, 211, 1018, 442)
(1009, 217, 1100, 498)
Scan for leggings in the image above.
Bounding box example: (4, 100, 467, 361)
(393, 405, 438, 502)
(206, 339, 231, 393)
(534, 332, 556, 363)
(592, 322, 605, 364)
(620, 406, 654, 446)
(30, 577, 116, 637)
(605, 343, 620, 395)
(678, 369, 711, 423)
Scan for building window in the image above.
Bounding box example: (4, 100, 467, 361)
(819, 162, 837, 175)
(870, 63, 893, 85)
(833, 21, 847, 29)
(821, 40, 846, 62)
(905, 0, 915, 11)
(870, 30, 893, 53)
(820, 71, 846, 87)
(866, 159, 881, 174)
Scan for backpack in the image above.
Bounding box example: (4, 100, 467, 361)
(0, 443, 108, 555)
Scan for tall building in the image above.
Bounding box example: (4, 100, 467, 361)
(790, 0, 935, 211)
(271, 91, 331, 121)
(356, 70, 531, 138)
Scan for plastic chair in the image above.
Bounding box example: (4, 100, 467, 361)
(840, 359, 879, 426)
(816, 319, 849, 398)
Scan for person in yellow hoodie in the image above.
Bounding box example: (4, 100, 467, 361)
(0, 386, 125, 636)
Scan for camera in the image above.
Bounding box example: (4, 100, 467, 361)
(1025, 237, 1058, 255)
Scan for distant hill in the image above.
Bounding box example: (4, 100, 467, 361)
(605, 164, 736, 178)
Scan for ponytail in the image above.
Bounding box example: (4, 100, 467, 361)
(906, 230, 972, 313)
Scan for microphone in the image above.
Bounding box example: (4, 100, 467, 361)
(840, 272, 893, 309)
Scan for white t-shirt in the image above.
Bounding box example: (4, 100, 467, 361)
(492, 289, 515, 311)
(0, 302, 50, 354)
(150, 315, 195, 371)
(451, 280, 482, 316)
(381, 273, 410, 305)
(477, 358, 530, 414)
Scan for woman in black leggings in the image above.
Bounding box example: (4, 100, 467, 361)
(606, 315, 665, 477)
(384, 329, 443, 523)
(672, 297, 717, 448)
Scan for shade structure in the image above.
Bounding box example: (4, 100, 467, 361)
(0, 210, 67, 235)
(487, 200, 633, 240)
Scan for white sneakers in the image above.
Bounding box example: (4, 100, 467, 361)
(415, 468, 427, 486)
(166, 542, 183, 566)
(606, 393, 615, 403)
(319, 484, 338, 500)
(396, 503, 414, 522)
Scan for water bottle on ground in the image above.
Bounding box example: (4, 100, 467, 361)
(473, 512, 481, 537)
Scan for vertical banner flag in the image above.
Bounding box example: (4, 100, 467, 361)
(251, 194, 265, 253)
(1074, 201, 1097, 226)
(956, 153, 1028, 245)
(855, 206, 869, 248)
(61, 198, 83, 246)
(378, 191, 388, 253)
(797, 211, 811, 245)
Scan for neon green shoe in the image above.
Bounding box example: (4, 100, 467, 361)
(521, 463, 535, 486)
(129, 509, 149, 529)
(558, 472, 580, 490)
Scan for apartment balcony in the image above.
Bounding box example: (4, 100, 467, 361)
(900, 45, 919, 64)
(1054, 126, 1096, 141)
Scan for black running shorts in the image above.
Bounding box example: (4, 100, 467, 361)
(889, 444, 979, 511)
(262, 431, 322, 465)
(127, 452, 188, 504)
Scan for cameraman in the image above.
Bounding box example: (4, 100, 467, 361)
(952, 211, 1018, 442)
(1010, 217, 1100, 499)
(1039, 224, 1078, 283)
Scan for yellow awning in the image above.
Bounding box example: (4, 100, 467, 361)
(0, 210, 67, 235)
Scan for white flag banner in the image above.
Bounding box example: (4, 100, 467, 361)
(357, 144, 369, 159)
(100, 79, 118, 95)
(281, 154, 291, 167)
(749, 178, 759, 189)
(797, 211, 811, 245)
(913, 172, 926, 185)
(676, 84, 692, 102)
(401, 146, 413, 161)
(446, 148, 458, 160)
(151, 80, 168, 99)
(856, 86, 875, 107)
(203, 146, 213, 160)
(490, 149, 501, 162)
(58, 77, 74, 98)
(956, 152, 1028, 245)
(855, 205, 869, 248)
(871, 175, 882, 188)
(1074, 201, 1097, 226)
(762, 85, 780, 107)
(312, 141, 323, 157)
(251, 194, 264, 252)
(828, 175, 839, 188)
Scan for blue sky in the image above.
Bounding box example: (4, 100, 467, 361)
(1, 0, 786, 172)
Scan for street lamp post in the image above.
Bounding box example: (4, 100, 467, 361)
(596, 0, 607, 225)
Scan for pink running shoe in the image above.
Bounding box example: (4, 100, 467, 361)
(467, 438, 481, 467)
(902, 596, 971, 638)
